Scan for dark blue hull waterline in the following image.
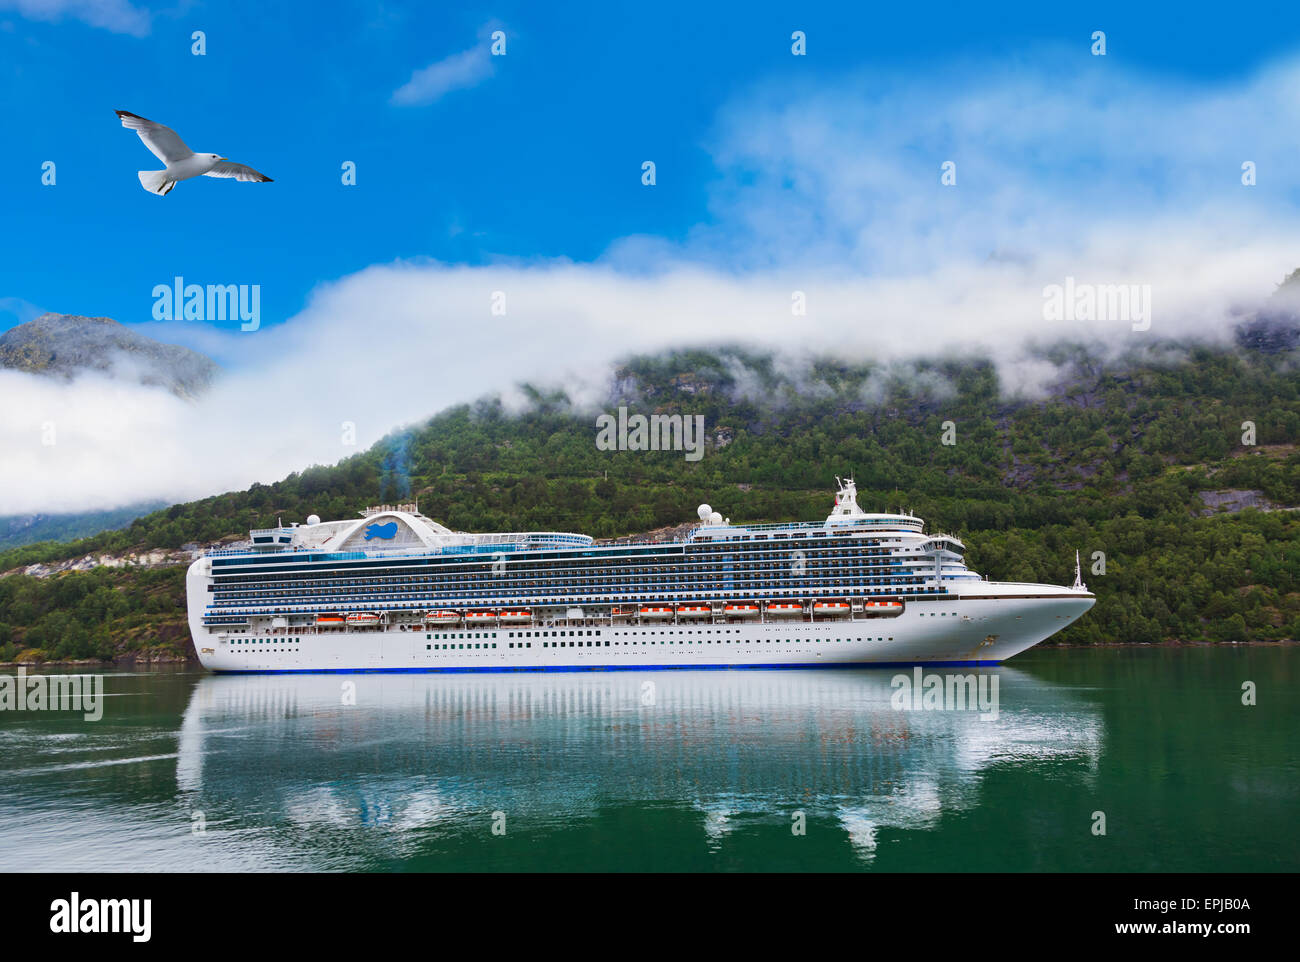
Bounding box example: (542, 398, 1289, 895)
(211, 659, 1004, 675)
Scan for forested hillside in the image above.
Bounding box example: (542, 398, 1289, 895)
(2, 338, 1297, 663)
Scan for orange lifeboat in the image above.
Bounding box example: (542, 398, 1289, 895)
(862, 601, 904, 616)
(465, 610, 498, 623)
(639, 605, 674, 620)
(813, 600, 851, 616)
(498, 609, 533, 624)
(765, 602, 804, 618)
(724, 603, 761, 618)
(315, 613, 344, 625)
(675, 604, 711, 619)
(346, 612, 380, 625)
(425, 610, 462, 625)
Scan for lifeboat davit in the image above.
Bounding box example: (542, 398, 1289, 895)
(813, 600, 851, 616)
(639, 605, 674, 620)
(425, 610, 461, 625)
(315, 613, 344, 625)
(862, 601, 904, 616)
(465, 610, 497, 623)
(765, 602, 804, 618)
(498, 609, 533, 624)
(724, 603, 761, 618)
(675, 605, 711, 619)
(346, 612, 380, 625)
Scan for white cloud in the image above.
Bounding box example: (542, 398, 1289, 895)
(0, 240, 1286, 515)
(0, 296, 44, 329)
(0, 0, 151, 36)
(670, 56, 1300, 276)
(390, 26, 497, 107)
(6, 53, 1300, 515)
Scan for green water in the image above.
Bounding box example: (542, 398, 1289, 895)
(0, 648, 1294, 872)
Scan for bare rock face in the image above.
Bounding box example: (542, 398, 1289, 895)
(0, 313, 219, 400)
(1196, 489, 1289, 516)
(11, 544, 214, 579)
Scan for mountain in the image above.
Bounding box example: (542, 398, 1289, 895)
(1, 333, 1297, 663)
(1234, 267, 1300, 354)
(0, 313, 219, 400)
(0, 502, 168, 552)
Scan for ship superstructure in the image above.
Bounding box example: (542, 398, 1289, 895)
(186, 479, 1094, 672)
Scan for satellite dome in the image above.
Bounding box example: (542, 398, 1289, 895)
(697, 504, 712, 521)
(709, 511, 723, 525)
(306, 514, 321, 526)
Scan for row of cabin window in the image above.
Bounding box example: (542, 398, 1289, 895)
(209, 584, 946, 609)
(422, 637, 897, 650)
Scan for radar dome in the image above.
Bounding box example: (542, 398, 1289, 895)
(697, 504, 712, 521)
(709, 511, 723, 525)
(306, 514, 321, 526)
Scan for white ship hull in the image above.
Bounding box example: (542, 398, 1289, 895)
(188, 481, 1096, 674)
(189, 580, 1094, 674)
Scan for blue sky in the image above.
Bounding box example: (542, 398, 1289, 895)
(4, 0, 1300, 334)
(5, 0, 1300, 513)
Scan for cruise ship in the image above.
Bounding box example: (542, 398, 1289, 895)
(186, 479, 1094, 673)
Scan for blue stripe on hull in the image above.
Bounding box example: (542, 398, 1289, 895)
(211, 659, 1003, 675)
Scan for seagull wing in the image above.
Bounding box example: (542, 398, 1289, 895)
(203, 161, 273, 183)
(116, 110, 193, 164)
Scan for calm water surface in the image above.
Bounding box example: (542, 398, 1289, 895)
(0, 648, 1294, 871)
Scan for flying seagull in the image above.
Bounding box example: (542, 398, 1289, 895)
(115, 110, 272, 196)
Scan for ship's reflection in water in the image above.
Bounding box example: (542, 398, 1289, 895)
(176, 668, 1102, 868)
